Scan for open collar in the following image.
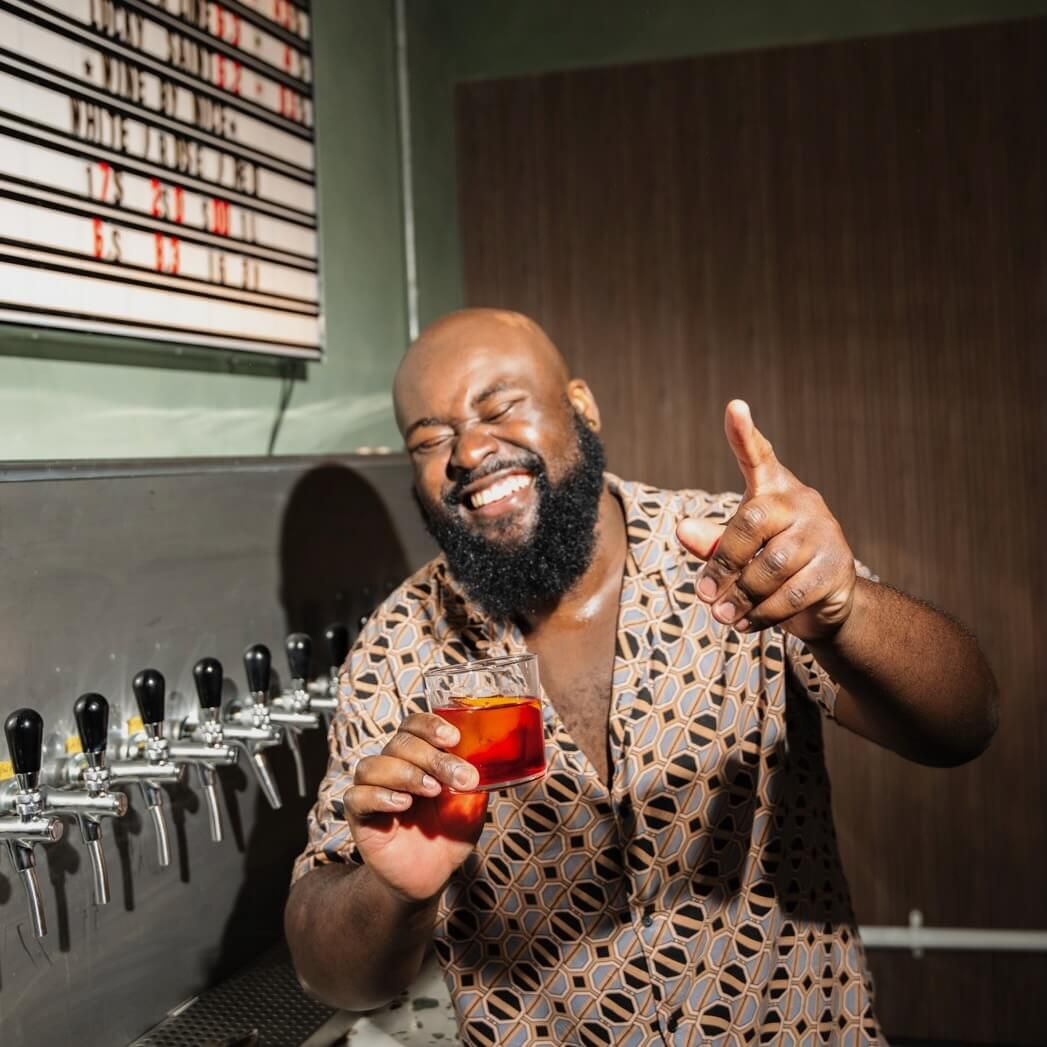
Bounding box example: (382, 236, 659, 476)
(432, 473, 728, 631)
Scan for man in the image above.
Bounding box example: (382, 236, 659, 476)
(285, 309, 997, 1045)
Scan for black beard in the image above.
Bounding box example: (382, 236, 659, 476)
(414, 411, 607, 621)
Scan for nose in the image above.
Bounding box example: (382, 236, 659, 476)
(449, 424, 498, 474)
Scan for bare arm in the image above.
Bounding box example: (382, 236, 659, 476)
(285, 711, 485, 1011)
(285, 862, 438, 1012)
(809, 577, 998, 766)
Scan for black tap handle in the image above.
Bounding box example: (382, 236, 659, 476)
(74, 693, 109, 755)
(357, 585, 375, 629)
(243, 644, 271, 695)
(192, 657, 224, 710)
(132, 668, 166, 726)
(4, 708, 43, 775)
(286, 633, 312, 680)
(325, 623, 350, 670)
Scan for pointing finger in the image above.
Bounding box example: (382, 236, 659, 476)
(724, 400, 782, 493)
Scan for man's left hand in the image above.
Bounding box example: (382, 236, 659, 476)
(676, 400, 856, 643)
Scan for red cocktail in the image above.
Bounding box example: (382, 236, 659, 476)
(424, 655, 546, 791)
(435, 695, 545, 789)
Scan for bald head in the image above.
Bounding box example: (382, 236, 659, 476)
(394, 309, 570, 431)
(394, 310, 609, 619)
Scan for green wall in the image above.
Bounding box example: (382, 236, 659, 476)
(4, 1, 1045, 460)
(0, 0, 407, 460)
(407, 0, 1047, 328)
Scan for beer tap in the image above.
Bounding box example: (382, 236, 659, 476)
(0, 709, 65, 937)
(108, 669, 183, 868)
(276, 632, 337, 725)
(219, 648, 285, 810)
(167, 660, 238, 844)
(304, 624, 349, 720)
(49, 693, 129, 905)
(276, 633, 313, 714)
(326, 622, 350, 688)
(237, 644, 316, 800)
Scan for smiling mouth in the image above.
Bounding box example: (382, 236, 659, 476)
(467, 472, 533, 510)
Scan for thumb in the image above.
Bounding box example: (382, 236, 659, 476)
(677, 517, 725, 561)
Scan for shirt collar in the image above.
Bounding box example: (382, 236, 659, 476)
(432, 472, 696, 622)
(611, 473, 741, 620)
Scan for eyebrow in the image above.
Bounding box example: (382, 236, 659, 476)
(403, 379, 520, 442)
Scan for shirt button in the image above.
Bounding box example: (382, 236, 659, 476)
(642, 912, 654, 928)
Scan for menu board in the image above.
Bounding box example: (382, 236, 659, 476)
(0, 0, 322, 358)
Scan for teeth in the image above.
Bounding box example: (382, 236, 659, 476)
(470, 473, 532, 509)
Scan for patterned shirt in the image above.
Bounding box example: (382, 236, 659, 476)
(293, 475, 883, 1046)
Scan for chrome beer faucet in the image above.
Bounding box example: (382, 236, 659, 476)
(217, 649, 285, 810)
(275, 632, 338, 725)
(167, 660, 238, 844)
(300, 625, 348, 724)
(325, 622, 350, 699)
(237, 643, 316, 800)
(49, 693, 129, 905)
(0, 709, 65, 937)
(275, 633, 315, 715)
(108, 669, 184, 868)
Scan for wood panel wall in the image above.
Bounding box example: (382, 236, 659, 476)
(456, 19, 1046, 1044)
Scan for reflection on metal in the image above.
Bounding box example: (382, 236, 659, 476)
(395, 0, 419, 340)
(861, 909, 1047, 956)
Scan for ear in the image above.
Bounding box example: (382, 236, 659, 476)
(567, 378, 601, 432)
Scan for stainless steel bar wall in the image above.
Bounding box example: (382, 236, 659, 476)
(0, 454, 433, 1047)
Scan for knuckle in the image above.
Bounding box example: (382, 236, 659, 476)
(710, 552, 734, 576)
(432, 751, 456, 777)
(800, 485, 827, 514)
(342, 786, 364, 818)
(736, 502, 767, 538)
(732, 579, 757, 607)
(785, 584, 807, 610)
(760, 546, 790, 578)
(383, 730, 409, 754)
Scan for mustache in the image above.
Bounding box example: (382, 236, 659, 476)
(443, 452, 545, 508)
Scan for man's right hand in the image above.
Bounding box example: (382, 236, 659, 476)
(345, 712, 489, 903)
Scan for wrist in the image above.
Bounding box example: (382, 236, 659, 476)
(365, 863, 447, 914)
(806, 577, 869, 655)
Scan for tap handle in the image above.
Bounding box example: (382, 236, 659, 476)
(243, 643, 271, 697)
(73, 693, 109, 755)
(5, 708, 43, 775)
(325, 623, 350, 671)
(286, 633, 311, 681)
(132, 668, 166, 726)
(192, 657, 224, 710)
(357, 585, 375, 631)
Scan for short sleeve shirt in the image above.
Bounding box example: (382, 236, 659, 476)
(293, 475, 883, 1046)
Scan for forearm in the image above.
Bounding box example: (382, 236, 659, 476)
(808, 577, 999, 766)
(285, 862, 439, 1011)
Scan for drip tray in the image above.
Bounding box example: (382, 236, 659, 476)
(129, 945, 354, 1047)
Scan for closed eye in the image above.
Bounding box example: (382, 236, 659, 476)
(409, 432, 452, 454)
(483, 401, 518, 423)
